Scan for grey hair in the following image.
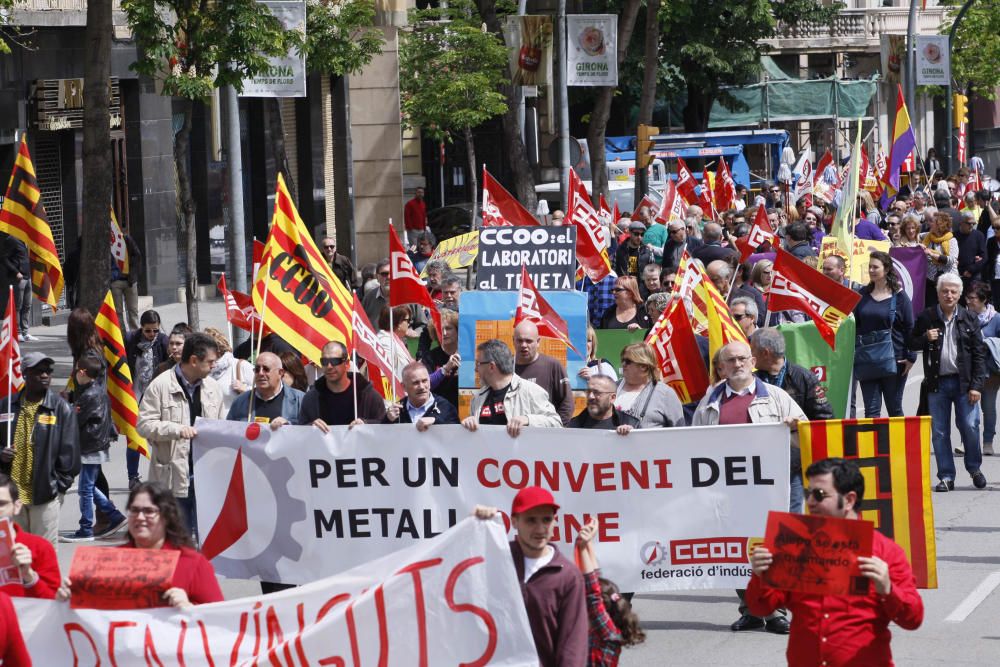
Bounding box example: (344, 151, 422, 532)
(588, 374, 617, 391)
(937, 272, 963, 291)
(730, 295, 758, 318)
(441, 275, 463, 290)
(476, 339, 514, 375)
(642, 263, 661, 279)
(646, 291, 671, 313)
(425, 259, 449, 276)
(749, 327, 786, 357)
(961, 210, 976, 223)
(702, 223, 723, 243)
(402, 361, 428, 381)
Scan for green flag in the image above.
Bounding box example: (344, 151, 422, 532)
(830, 121, 863, 254)
(778, 317, 856, 419)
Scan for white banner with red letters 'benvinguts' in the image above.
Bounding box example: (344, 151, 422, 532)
(15, 517, 536, 666)
(191, 420, 790, 593)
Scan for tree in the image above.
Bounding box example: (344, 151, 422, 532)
(122, 0, 292, 329)
(661, 0, 840, 132)
(942, 0, 1000, 98)
(399, 0, 508, 228)
(79, 0, 113, 314)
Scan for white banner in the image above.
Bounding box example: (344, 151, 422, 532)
(566, 15, 618, 87)
(192, 421, 789, 592)
(16, 518, 536, 666)
(915, 35, 949, 86)
(241, 1, 307, 97)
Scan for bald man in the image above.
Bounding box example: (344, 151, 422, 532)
(513, 320, 575, 425)
(693, 222, 738, 266)
(226, 351, 305, 427)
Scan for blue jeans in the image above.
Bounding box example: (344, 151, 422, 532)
(789, 473, 804, 514)
(928, 375, 983, 481)
(859, 364, 907, 418)
(126, 448, 140, 479)
(982, 377, 1000, 445)
(78, 463, 122, 532)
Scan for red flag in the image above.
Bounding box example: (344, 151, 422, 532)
(675, 158, 698, 204)
(611, 199, 620, 227)
(714, 157, 736, 212)
(696, 171, 714, 214)
(568, 168, 613, 282)
(515, 266, 579, 354)
(350, 294, 405, 401)
(0, 287, 23, 399)
(655, 180, 685, 224)
(644, 298, 709, 403)
(635, 195, 658, 216)
(389, 223, 442, 341)
(736, 205, 777, 261)
(482, 167, 537, 227)
(767, 247, 861, 349)
(217, 276, 265, 335)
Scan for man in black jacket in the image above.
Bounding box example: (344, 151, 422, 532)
(0, 352, 80, 546)
(614, 221, 654, 280)
(750, 327, 833, 515)
(383, 362, 458, 430)
(956, 212, 987, 296)
(568, 375, 638, 434)
(909, 273, 988, 492)
(64, 352, 126, 541)
(299, 340, 386, 430)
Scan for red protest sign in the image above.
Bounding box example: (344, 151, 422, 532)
(69, 546, 179, 610)
(761, 511, 873, 596)
(0, 517, 18, 585)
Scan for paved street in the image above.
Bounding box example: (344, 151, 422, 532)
(23, 300, 1000, 664)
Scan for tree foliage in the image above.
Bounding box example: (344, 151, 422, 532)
(398, 0, 509, 142)
(942, 0, 1000, 98)
(306, 0, 383, 76)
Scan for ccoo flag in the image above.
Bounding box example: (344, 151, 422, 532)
(0, 135, 64, 308)
(253, 174, 353, 365)
(96, 291, 149, 458)
(109, 208, 129, 275)
(799, 416, 937, 589)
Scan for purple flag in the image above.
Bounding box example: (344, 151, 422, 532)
(889, 246, 927, 313)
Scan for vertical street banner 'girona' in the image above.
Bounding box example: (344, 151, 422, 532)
(799, 416, 937, 589)
(253, 174, 353, 364)
(15, 518, 538, 665)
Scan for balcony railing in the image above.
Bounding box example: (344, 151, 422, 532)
(766, 7, 950, 51)
(10, 0, 128, 27)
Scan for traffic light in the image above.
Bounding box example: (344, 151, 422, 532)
(636, 124, 659, 169)
(953, 93, 969, 128)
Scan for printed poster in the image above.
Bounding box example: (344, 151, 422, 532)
(566, 15, 617, 86)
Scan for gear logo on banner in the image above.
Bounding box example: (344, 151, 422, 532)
(640, 540, 668, 566)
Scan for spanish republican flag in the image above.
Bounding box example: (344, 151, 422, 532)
(253, 174, 352, 364)
(0, 135, 64, 308)
(95, 291, 149, 458)
(799, 416, 937, 589)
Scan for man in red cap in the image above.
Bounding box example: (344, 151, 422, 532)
(475, 486, 587, 667)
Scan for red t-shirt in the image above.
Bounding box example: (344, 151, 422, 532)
(118, 542, 224, 605)
(0, 525, 59, 599)
(404, 198, 427, 231)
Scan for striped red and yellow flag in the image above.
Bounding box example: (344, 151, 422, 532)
(252, 173, 352, 364)
(672, 252, 746, 374)
(799, 416, 936, 588)
(0, 135, 64, 308)
(95, 291, 149, 458)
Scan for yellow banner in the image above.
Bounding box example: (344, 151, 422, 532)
(420, 230, 479, 277)
(819, 236, 891, 285)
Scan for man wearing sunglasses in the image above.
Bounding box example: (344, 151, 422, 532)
(745, 458, 923, 666)
(226, 352, 304, 429)
(298, 341, 386, 432)
(613, 220, 654, 281)
(319, 236, 356, 291)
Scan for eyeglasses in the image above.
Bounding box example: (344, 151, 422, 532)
(612, 287, 627, 293)
(620, 359, 633, 366)
(127, 506, 160, 518)
(722, 355, 752, 365)
(669, 228, 683, 234)
(476, 360, 492, 366)
(585, 389, 615, 396)
(254, 365, 277, 374)
(378, 271, 390, 277)
(630, 231, 644, 236)
(320, 357, 347, 367)
(804, 487, 833, 503)
(322, 245, 336, 250)
(732, 313, 752, 321)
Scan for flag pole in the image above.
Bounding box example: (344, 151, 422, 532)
(6, 287, 12, 450)
(352, 349, 359, 420)
(388, 219, 397, 404)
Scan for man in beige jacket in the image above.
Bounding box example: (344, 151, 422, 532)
(462, 339, 562, 437)
(137, 333, 225, 542)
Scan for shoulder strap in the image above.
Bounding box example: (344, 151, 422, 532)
(889, 291, 896, 324)
(637, 381, 657, 420)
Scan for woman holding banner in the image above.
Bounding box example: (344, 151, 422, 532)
(615, 343, 684, 428)
(55, 482, 223, 609)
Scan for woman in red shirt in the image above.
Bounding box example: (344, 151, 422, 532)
(56, 482, 223, 608)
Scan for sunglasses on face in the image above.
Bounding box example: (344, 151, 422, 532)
(378, 271, 390, 277)
(320, 357, 347, 367)
(732, 312, 752, 321)
(804, 487, 833, 503)
(323, 245, 335, 250)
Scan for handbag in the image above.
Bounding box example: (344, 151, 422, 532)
(854, 293, 898, 381)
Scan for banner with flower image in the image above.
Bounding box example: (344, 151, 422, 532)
(566, 14, 617, 86)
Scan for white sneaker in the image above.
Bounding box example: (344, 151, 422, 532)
(22, 333, 38, 341)
(985, 442, 995, 456)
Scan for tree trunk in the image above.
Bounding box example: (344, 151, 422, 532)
(174, 99, 200, 330)
(464, 126, 478, 229)
(683, 79, 713, 133)
(266, 98, 297, 204)
(474, 0, 537, 210)
(634, 0, 660, 205)
(79, 0, 113, 315)
(587, 0, 641, 204)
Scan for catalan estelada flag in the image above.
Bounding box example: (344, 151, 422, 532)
(253, 173, 352, 364)
(799, 416, 937, 588)
(0, 135, 64, 308)
(880, 84, 916, 207)
(95, 291, 149, 458)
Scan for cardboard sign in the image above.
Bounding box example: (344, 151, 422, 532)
(419, 230, 479, 277)
(819, 236, 891, 284)
(477, 226, 576, 290)
(762, 511, 873, 596)
(68, 547, 179, 610)
(0, 517, 19, 586)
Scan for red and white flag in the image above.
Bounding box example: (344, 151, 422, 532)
(568, 168, 613, 282)
(109, 209, 129, 275)
(645, 297, 709, 404)
(635, 194, 658, 217)
(514, 266, 579, 354)
(958, 122, 967, 166)
(675, 158, 698, 204)
(696, 171, 714, 213)
(766, 247, 861, 349)
(389, 223, 442, 341)
(655, 180, 685, 224)
(482, 167, 537, 227)
(814, 149, 839, 204)
(791, 148, 813, 208)
(217, 276, 265, 335)
(873, 147, 888, 198)
(0, 287, 23, 399)
(714, 157, 736, 212)
(736, 205, 777, 262)
(350, 294, 405, 401)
